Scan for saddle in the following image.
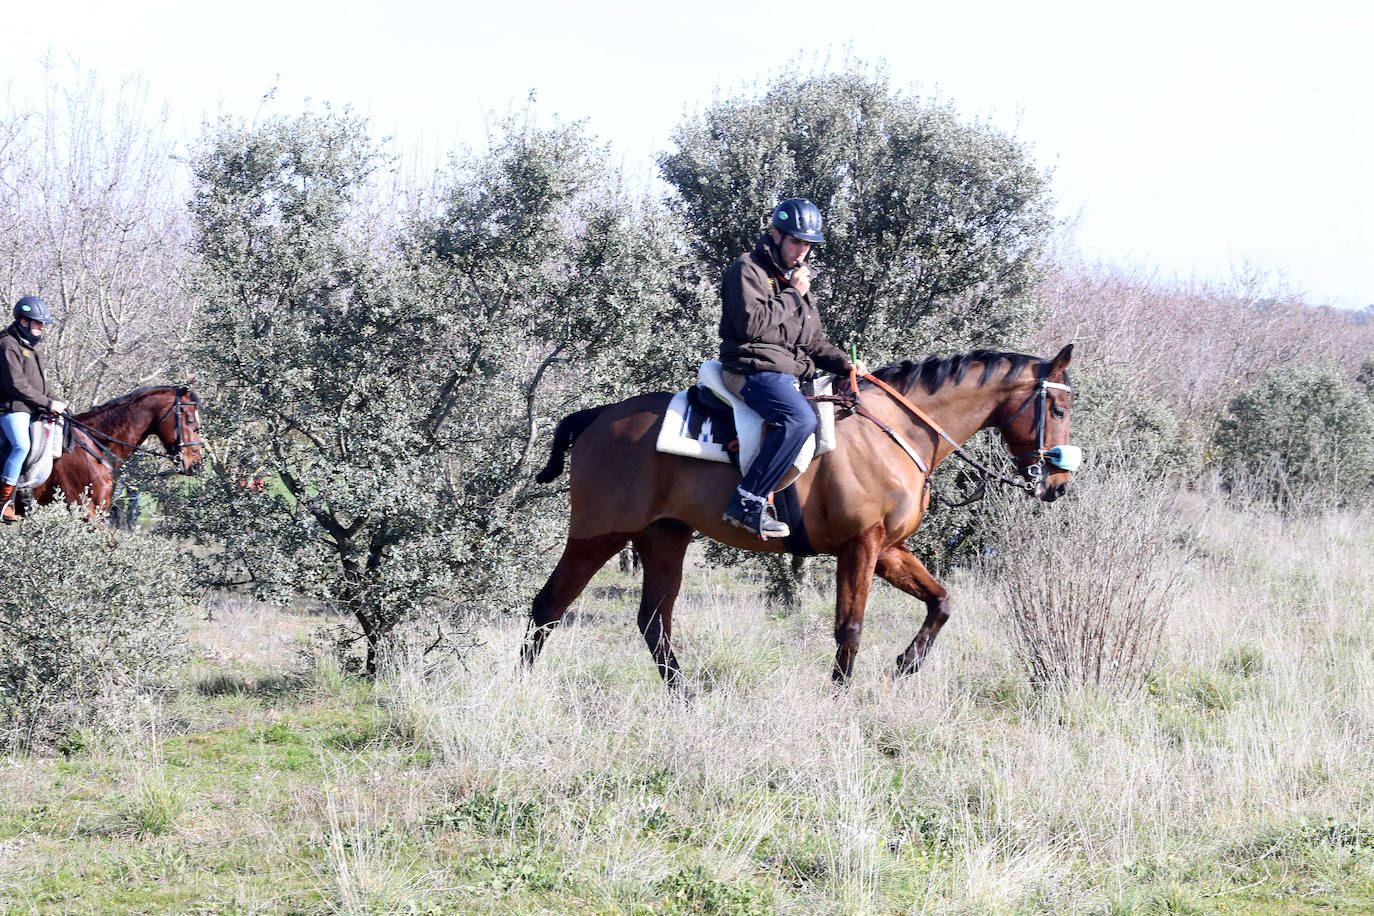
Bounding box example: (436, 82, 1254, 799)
(16, 414, 65, 491)
(655, 361, 837, 482)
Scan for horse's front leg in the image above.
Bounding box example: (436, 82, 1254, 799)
(832, 523, 885, 685)
(876, 543, 950, 677)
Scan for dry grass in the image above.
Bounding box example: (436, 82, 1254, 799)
(3, 497, 1373, 913)
(382, 499, 1374, 912)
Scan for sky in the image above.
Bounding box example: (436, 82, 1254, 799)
(8, 0, 1373, 309)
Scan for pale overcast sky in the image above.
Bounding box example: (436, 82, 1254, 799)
(9, 0, 1372, 309)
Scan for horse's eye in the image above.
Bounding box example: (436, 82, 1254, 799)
(1051, 405, 1066, 419)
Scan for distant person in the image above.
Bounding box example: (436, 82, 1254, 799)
(718, 198, 864, 538)
(1, 297, 66, 523)
(112, 483, 142, 529)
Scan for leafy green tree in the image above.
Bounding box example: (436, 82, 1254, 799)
(172, 109, 679, 673)
(659, 64, 1055, 363)
(403, 115, 684, 411)
(1355, 356, 1374, 400)
(1215, 363, 1374, 509)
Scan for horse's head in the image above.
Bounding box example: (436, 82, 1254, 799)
(153, 386, 205, 475)
(996, 344, 1078, 502)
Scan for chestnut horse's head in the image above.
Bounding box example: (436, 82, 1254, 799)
(153, 386, 205, 475)
(996, 344, 1078, 501)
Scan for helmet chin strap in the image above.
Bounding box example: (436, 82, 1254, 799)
(765, 232, 800, 280)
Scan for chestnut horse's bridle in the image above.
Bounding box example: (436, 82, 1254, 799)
(998, 366, 1080, 485)
(834, 360, 1078, 501)
(64, 386, 204, 471)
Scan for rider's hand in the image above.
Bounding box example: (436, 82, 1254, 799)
(790, 263, 812, 297)
(49, 400, 67, 415)
(854, 360, 869, 376)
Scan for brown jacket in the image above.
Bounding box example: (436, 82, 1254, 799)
(0, 324, 57, 415)
(718, 234, 852, 379)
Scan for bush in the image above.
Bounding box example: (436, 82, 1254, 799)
(1214, 363, 1374, 510)
(981, 459, 1196, 691)
(0, 504, 195, 752)
(1067, 368, 1205, 482)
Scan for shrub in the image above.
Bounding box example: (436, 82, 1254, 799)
(981, 458, 1196, 691)
(0, 503, 194, 752)
(1068, 367, 1205, 481)
(1214, 363, 1374, 510)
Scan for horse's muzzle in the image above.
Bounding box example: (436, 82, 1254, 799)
(1035, 477, 1069, 502)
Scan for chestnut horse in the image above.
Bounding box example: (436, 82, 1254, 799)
(29, 385, 204, 515)
(522, 346, 1076, 686)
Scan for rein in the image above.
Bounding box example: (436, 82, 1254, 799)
(815, 361, 1076, 501)
(63, 387, 203, 471)
(853, 372, 1035, 494)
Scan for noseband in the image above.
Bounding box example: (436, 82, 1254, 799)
(158, 387, 205, 457)
(999, 362, 1078, 483)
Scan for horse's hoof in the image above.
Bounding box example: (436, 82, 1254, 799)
(667, 682, 697, 704)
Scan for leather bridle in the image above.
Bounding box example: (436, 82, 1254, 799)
(830, 359, 1079, 501)
(64, 386, 204, 471)
(998, 363, 1079, 485)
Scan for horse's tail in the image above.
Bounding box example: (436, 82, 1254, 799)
(535, 406, 610, 484)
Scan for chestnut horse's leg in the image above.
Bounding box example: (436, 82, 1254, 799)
(876, 543, 951, 677)
(832, 523, 886, 685)
(521, 532, 631, 670)
(630, 519, 694, 689)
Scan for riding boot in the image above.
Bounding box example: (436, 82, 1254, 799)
(0, 483, 16, 524)
(723, 487, 790, 539)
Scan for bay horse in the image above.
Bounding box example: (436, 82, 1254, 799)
(29, 385, 204, 515)
(522, 346, 1076, 686)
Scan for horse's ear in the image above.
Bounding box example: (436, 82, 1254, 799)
(1048, 343, 1073, 373)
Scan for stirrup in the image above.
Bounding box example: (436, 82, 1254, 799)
(723, 489, 790, 539)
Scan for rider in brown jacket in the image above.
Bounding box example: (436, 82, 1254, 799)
(1, 296, 65, 522)
(718, 199, 863, 538)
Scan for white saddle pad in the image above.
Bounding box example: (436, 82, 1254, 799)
(17, 415, 63, 490)
(655, 362, 836, 480)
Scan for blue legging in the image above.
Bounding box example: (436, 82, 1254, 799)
(738, 371, 817, 498)
(2, 411, 31, 485)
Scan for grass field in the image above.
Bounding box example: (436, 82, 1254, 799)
(2, 501, 1373, 914)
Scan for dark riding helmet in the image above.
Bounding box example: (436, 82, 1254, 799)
(13, 296, 53, 323)
(771, 198, 824, 244)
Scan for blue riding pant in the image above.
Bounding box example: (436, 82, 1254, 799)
(737, 371, 817, 499)
(1, 411, 31, 485)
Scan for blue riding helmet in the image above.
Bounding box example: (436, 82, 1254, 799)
(771, 198, 825, 244)
(13, 296, 53, 323)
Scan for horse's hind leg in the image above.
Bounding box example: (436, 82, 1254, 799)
(876, 544, 950, 677)
(521, 532, 631, 670)
(630, 519, 694, 689)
